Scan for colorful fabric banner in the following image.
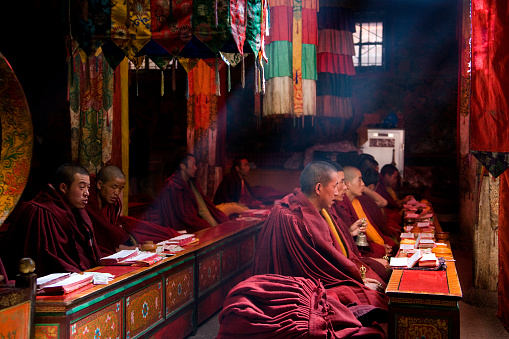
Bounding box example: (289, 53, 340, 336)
(150, 0, 193, 55)
(187, 60, 222, 197)
(316, 1, 355, 119)
(69, 47, 114, 173)
(263, 0, 318, 118)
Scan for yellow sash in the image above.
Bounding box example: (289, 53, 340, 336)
(320, 209, 348, 257)
(351, 199, 385, 246)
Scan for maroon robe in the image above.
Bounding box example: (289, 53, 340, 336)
(213, 170, 261, 208)
(218, 275, 386, 338)
(0, 185, 101, 278)
(328, 208, 391, 283)
(152, 171, 229, 233)
(375, 177, 403, 225)
(357, 193, 401, 241)
(332, 198, 388, 258)
(253, 189, 388, 311)
(87, 176, 180, 255)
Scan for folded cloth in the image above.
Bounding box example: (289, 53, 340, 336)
(217, 274, 386, 338)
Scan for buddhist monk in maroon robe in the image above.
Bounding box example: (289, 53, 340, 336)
(375, 164, 414, 225)
(87, 165, 179, 255)
(254, 161, 388, 317)
(0, 164, 101, 278)
(213, 157, 263, 208)
(218, 275, 387, 338)
(152, 153, 228, 233)
(342, 167, 398, 256)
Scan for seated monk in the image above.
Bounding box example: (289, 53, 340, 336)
(0, 164, 101, 277)
(360, 167, 401, 241)
(213, 157, 263, 208)
(218, 274, 387, 338)
(87, 165, 180, 255)
(326, 163, 391, 283)
(334, 166, 397, 258)
(254, 161, 388, 314)
(375, 164, 414, 224)
(152, 152, 229, 233)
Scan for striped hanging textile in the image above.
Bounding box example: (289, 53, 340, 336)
(111, 0, 152, 62)
(69, 47, 114, 173)
(69, 0, 111, 56)
(263, 0, 318, 118)
(150, 0, 193, 55)
(186, 60, 221, 197)
(316, 0, 355, 119)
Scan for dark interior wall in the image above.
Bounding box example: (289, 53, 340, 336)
(352, 0, 459, 160)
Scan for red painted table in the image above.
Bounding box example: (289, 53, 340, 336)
(34, 219, 263, 339)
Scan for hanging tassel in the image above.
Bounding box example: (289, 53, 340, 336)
(215, 0, 218, 26)
(172, 58, 176, 91)
(136, 70, 139, 96)
(227, 63, 231, 92)
(295, 71, 298, 84)
(161, 70, 165, 96)
(261, 61, 266, 94)
(293, 115, 296, 127)
(312, 116, 314, 127)
(185, 74, 189, 100)
(215, 55, 221, 96)
(254, 57, 259, 94)
(242, 54, 245, 89)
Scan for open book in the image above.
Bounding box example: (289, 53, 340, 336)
(100, 249, 164, 267)
(390, 250, 423, 269)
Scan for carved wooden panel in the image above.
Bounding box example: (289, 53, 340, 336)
(198, 252, 220, 294)
(126, 281, 164, 338)
(395, 315, 449, 339)
(165, 266, 194, 317)
(70, 301, 123, 339)
(35, 324, 59, 339)
(0, 300, 31, 339)
(221, 244, 239, 279)
(239, 235, 255, 267)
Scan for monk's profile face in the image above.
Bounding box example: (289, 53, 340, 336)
(385, 171, 399, 189)
(97, 177, 126, 205)
(181, 156, 197, 181)
(334, 171, 347, 201)
(318, 171, 339, 209)
(61, 173, 90, 209)
(236, 159, 250, 178)
(346, 169, 364, 198)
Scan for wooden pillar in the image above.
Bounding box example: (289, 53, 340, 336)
(474, 175, 499, 291)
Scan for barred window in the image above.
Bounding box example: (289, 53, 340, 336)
(353, 21, 384, 68)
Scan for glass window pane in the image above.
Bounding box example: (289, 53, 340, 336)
(353, 23, 361, 44)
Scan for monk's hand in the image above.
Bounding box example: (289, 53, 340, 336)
(363, 278, 384, 292)
(349, 219, 364, 236)
(373, 257, 390, 269)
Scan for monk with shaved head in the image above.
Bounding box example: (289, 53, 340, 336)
(87, 165, 179, 255)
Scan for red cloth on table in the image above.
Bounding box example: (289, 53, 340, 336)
(87, 175, 180, 255)
(357, 193, 401, 241)
(397, 270, 449, 295)
(0, 185, 101, 278)
(332, 198, 387, 258)
(152, 171, 229, 233)
(253, 189, 388, 311)
(218, 274, 386, 338)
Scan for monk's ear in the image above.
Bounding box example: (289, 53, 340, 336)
(235, 165, 240, 172)
(59, 183, 68, 194)
(96, 180, 103, 190)
(314, 183, 322, 195)
(367, 183, 375, 190)
(179, 162, 186, 171)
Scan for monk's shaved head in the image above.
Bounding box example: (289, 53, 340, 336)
(97, 165, 125, 183)
(343, 166, 360, 184)
(300, 161, 337, 195)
